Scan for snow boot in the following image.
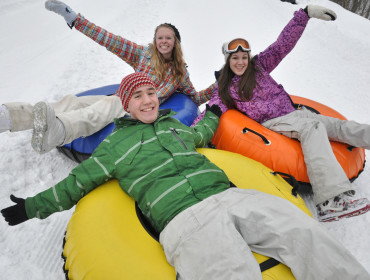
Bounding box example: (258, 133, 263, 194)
(31, 102, 66, 154)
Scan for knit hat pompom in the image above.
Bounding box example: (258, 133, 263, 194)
(118, 73, 156, 111)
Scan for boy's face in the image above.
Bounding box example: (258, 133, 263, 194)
(126, 85, 159, 123)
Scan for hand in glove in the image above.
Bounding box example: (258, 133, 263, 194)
(45, 0, 78, 28)
(206, 104, 223, 118)
(304, 5, 337, 21)
(1, 195, 29, 226)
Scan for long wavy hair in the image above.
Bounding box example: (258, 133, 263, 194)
(148, 24, 186, 83)
(217, 52, 260, 109)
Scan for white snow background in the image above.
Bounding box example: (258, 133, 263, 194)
(1, 0, 370, 278)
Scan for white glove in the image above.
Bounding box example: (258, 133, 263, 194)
(45, 0, 78, 28)
(305, 5, 337, 21)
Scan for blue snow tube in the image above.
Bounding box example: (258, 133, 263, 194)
(58, 84, 200, 163)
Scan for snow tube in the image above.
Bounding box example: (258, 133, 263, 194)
(57, 84, 200, 163)
(212, 95, 366, 193)
(62, 148, 311, 280)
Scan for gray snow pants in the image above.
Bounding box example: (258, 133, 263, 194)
(160, 188, 370, 280)
(4, 94, 126, 145)
(262, 108, 370, 205)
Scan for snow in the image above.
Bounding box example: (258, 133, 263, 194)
(1, 0, 370, 278)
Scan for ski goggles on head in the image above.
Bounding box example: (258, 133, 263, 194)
(224, 38, 251, 54)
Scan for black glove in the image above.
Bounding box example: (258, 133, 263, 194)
(206, 104, 222, 118)
(1, 195, 29, 226)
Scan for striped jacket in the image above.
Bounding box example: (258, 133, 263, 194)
(74, 15, 216, 106)
(25, 110, 229, 232)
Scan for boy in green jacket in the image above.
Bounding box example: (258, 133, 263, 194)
(2, 73, 370, 280)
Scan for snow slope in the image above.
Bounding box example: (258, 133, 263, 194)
(0, 0, 370, 279)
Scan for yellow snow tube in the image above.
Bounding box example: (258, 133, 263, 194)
(63, 148, 311, 279)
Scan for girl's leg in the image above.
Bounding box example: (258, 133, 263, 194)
(299, 108, 370, 149)
(263, 110, 352, 205)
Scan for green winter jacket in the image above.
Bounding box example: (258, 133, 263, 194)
(25, 109, 230, 232)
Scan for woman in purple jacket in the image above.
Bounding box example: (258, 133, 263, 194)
(194, 5, 370, 222)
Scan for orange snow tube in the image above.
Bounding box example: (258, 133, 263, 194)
(212, 95, 365, 191)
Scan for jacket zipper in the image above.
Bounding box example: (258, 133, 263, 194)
(170, 127, 188, 150)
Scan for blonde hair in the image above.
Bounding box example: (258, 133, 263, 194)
(149, 24, 186, 83)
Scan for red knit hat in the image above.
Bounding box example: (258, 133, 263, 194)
(117, 73, 156, 110)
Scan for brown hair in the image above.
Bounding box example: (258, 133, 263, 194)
(218, 52, 260, 109)
(148, 24, 186, 83)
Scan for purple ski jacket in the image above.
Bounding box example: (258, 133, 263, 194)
(193, 9, 310, 125)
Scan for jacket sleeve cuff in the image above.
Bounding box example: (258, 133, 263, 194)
(303, 6, 309, 16)
(25, 198, 38, 219)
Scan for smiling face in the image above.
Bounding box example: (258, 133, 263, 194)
(229, 50, 249, 76)
(126, 85, 159, 124)
(155, 26, 176, 60)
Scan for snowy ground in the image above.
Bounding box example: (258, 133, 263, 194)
(1, 0, 370, 279)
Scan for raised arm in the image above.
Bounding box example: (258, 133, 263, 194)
(45, 0, 145, 68)
(74, 15, 145, 68)
(257, 5, 336, 73)
(256, 9, 310, 73)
